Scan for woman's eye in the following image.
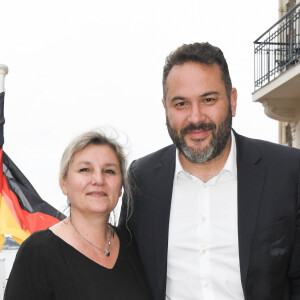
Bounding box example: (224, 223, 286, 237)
(105, 169, 116, 175)
(79, 168, 89, 172)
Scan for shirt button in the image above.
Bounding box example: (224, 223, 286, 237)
(201, 216, 207, 222)
(203, 249, 207, 254)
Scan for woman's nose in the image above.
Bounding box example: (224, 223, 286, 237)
(91, 171, 104, 185)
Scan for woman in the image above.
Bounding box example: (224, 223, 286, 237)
(4, 130, 152, 300)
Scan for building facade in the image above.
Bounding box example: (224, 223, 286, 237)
(252, 0, 300, 147)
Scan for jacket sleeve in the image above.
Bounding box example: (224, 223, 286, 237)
(288, 156, 300, 299)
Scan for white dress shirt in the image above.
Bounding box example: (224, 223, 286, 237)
(166, 132, 244, 300)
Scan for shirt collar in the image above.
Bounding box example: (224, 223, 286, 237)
(222, 131, 237, 177)
(174, 130, 237, 181)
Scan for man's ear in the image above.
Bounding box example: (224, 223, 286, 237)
(162, 98, 166, 109)
(230, 88, 237, 117)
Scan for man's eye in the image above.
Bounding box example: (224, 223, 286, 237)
(202, 98, 215, 104)
(175, 101, 186, 108)
(105, 169, 116, 175)
(79, 168, 89, 172)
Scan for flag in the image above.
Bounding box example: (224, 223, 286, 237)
(0, 91, 65, 250)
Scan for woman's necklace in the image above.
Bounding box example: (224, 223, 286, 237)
(69, 217, 112, 257)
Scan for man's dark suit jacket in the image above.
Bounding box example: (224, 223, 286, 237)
(119, 132, 300, 300)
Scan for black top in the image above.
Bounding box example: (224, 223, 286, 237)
(4, 228, 152, 300)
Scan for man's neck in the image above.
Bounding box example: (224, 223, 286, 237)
(179, 137, 232, 183)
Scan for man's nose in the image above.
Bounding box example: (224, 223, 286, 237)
(187, 103, 205, 124)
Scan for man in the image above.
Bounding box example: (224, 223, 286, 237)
(119, 42, 300, 300)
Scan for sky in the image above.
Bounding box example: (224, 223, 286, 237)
(0, 0, 279, 213)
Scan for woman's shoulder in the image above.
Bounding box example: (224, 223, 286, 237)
(114, 226, 140, 257)
(22, 229, 54, 246)
(16, 229, 56, 258)
(114, 225, 132, 246)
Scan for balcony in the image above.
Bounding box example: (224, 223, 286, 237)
(252, 3, 300, 121)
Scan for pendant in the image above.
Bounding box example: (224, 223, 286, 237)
(105, 250, 110, 257)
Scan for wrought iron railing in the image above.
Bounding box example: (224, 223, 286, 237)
(254, 2, 300, 89)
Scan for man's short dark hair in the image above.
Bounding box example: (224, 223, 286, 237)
(162, 42, 232, 100)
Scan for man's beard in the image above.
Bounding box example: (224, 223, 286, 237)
(166, 106, 232, 163)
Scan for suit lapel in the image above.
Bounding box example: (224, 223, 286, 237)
(148, 146, 176, 296)
(235, 133, 266, 287)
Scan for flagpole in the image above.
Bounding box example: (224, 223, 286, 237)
(0, 65, 9, 93)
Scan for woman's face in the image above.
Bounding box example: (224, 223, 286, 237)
(60, 144, 122, 217)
